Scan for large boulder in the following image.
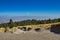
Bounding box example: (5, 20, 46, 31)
(50, 24, 60, 34)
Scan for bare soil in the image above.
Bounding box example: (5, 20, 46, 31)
(0, 30, 60, 40)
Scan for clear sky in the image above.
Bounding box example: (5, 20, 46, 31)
(0, 0, 60, 17)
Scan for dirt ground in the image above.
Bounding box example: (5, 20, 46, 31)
(0, 30, 60, 40)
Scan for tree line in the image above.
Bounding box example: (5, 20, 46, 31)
(0, 18, 60, 28)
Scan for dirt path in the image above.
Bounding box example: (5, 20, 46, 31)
(0, 30, 60, 40)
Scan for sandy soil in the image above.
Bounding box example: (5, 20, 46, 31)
(0, 30, 60, 40)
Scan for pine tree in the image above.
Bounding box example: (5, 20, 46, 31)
(8, 19, 14, 28)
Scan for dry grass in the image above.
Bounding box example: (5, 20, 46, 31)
(17, 22, 60, 29)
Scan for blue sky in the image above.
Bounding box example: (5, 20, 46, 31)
(0, 0, 60, 17)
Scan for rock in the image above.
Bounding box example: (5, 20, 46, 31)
(13, 29, 25, 34)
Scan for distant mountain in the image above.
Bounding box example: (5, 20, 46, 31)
(0, 16, 55, 24)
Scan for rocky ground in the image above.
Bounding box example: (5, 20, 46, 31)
(0, 30, 60, 40)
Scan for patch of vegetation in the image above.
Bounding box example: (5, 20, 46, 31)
(0, 18, 60, 28)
